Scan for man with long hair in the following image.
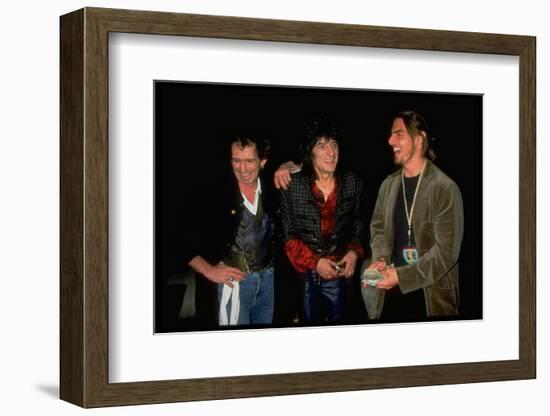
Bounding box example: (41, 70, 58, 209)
(280, 118, 364, 323)
(365, 110, 464, 320)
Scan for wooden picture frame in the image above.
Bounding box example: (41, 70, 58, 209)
(60, 7, 536, 408)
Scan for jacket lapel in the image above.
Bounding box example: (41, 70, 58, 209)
(411, 161, 434, 250)
(385, 172, 401, 257)
(296, 174, 320, 236)
(335, 174, 345, 224)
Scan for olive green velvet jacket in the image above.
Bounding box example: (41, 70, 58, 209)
(369, 160, 464, 317)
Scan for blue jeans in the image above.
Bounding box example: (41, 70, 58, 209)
(303, 270, 344, 323)
(218, 267, 274, 325)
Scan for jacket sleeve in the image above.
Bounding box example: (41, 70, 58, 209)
(279, 186, 293, 243)
(284, 239, 319, 272)
(397, 180, 464, 293)
(369, 179, 390, 262)
(180, 197, 219, 266)
(181, 185, 235, 267)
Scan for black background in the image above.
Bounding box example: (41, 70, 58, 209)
(154, 81, 482, 332)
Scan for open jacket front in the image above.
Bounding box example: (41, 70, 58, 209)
(280, 170, 365, 261)
(370, 161, 464, 317)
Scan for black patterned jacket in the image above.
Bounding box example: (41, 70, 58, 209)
(280, 171, 365, 258)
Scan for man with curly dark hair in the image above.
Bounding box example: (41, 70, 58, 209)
(280, 118, 365, 323)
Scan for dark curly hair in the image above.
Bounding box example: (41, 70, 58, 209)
(300, 117, 343, 179)
(229, 130, 271, 160)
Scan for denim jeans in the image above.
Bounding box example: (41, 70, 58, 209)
(218, 267, 274, 325)
(303, 270, 344, 323)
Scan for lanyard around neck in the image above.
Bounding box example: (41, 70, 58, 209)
(401, 161, 427, 245)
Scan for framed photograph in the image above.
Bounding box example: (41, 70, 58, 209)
(60, 7, 535, 408)
(153, 81, 483, 334)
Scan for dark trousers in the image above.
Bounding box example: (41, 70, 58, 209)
(381, 286, 426, 322)
(303, 270, 344, 323)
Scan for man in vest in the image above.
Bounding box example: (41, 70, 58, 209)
(185, 133, 277, 326)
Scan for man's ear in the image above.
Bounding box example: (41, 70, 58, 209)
(260, 159, 267, 169)
(415, 132, 426, 151)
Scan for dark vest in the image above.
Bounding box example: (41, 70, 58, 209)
(223, 192, 272, 272)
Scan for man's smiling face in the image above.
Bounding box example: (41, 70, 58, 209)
(311, 137, 339, 177)
(230, 143, 266, 186)
(388, 117, 419, 167)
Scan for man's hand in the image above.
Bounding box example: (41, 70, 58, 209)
(376, 266, 399, 290)
(316, 258, 340, 280)
(338, 250, 358, 278)
(367, 259, 387, 271)
(274, 161, 301, 190)
(189, 256, 246, 287)
(205, 263, 246, 288)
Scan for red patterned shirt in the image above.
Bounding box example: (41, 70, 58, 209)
(285, 179, 363, 273)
